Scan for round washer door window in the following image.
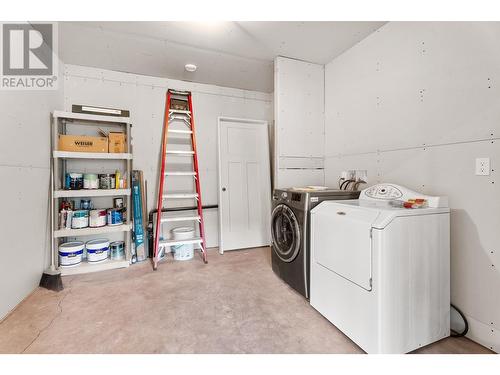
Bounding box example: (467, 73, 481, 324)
(271, 204, 301, 262)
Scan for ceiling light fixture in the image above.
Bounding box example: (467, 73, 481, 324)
(185, 63, 197, 72)
(195, 21, 225, 29)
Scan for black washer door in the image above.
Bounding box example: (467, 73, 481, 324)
(271, 204, 301, 262)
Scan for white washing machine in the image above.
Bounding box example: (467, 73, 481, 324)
(310, 183, 450, 354)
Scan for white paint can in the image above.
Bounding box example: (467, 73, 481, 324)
(171, 227, 195, 261)
(59, 241, 84, 267)
(86, 238, 110, 263)
(83, 173, 98, 189)
(71, 210, 89, 229)
(89, 209, 107, 227)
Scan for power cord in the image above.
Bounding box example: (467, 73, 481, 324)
(450, 304, 469, 337)
(340, 179, 354, 190)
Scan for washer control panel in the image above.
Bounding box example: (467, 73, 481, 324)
(359, 183, 448, 208)
(364, 184, 403, 200)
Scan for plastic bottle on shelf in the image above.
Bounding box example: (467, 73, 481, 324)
(115, 170, 121, 190)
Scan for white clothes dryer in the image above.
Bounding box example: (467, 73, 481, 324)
(310, 183, 450, 353)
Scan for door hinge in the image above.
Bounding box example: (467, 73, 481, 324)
(369, 228, 373, 238)
(369, 277, 373, 288)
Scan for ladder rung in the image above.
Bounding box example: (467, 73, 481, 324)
(169, 89, 190, 96)
(170, 94, 189, 101)
(161, 215, 201, 223)
(169, 114, 191, 122)
(168, 129, 193, 134)
(160, 237, 203, 247)
(163, 193, 199, 199)
(169, 109, 191, 115)
(164, 171, 197, 176)
(166, 150, 194, 155)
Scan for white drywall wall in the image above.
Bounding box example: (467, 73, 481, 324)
(274, 56, 325, 188)
(63, 65, 273, 249)
(324, 22, 500, 352)
(0, 88, 63, 319)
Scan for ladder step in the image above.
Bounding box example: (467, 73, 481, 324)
(170, 94, 189, 101)
(168, 129, 193, 134)
(169, 114, 191, 123)
(164, 171, 197, 176)
(168, 89, 191, 96)
(159, 237, 203, 247)
(169, 109, 191, 115)
(161, 215, 201, 223)
(163, 193, 199, 199)
(166, 150, 194, 155)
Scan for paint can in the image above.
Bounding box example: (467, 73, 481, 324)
(171, 227, 195, 261)
(66, 173, 83, 190)
(110, 241, 125, 260)
(86, 239, 110, 263)
(106, 208, 123, 226)
(71, 210, 89, 229)
(98, 174, 115, 189)
(80, 199, 93, 210)
(59, 209, 74, 229)
(113, 197, 124, 209)
(83, 173, 98, 189)
(89, 209, 107, 227)
(59, 241, 84, 267)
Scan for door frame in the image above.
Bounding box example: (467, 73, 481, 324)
(217, 116, 271, 254)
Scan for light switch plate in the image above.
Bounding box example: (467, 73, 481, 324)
(475, 158, 490, 176)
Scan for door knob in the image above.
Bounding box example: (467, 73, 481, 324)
(222, 187, 227, 192)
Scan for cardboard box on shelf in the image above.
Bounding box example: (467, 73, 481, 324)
(108, 132, 126, 153)
(58, 135, 108, 153)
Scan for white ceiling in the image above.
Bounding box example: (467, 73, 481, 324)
(59, 21, 386, 92)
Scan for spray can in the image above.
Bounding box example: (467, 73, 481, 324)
(115, 170, 120, 189)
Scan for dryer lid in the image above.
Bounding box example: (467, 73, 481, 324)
(311, 204, 379, 291)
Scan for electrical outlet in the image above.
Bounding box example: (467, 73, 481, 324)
(475, 158, 490, 176)
(355, 170, 368, 182)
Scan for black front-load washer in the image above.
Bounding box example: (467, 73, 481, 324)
(271, 188, 360, 299)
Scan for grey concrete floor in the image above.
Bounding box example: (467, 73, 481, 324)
(0, 247, 492, 354)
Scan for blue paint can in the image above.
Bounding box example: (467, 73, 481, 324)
(106, 208, 123, 226)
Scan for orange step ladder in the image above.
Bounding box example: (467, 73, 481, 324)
(152, 89, 207, 270)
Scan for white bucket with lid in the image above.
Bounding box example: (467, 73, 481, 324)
(59, 241, 84, 267)
(86, 238, 110, 263)
(171, 227, 195, 261)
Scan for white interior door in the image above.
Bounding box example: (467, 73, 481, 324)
(218, 117, 272, 253)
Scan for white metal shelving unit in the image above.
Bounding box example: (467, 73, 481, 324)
(51, 111, 133, 276)
(53, 223, 133, 238)
(53, 151, 132, 160)
(59, 259, 131, 276)
(53, 188, 131, 198)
